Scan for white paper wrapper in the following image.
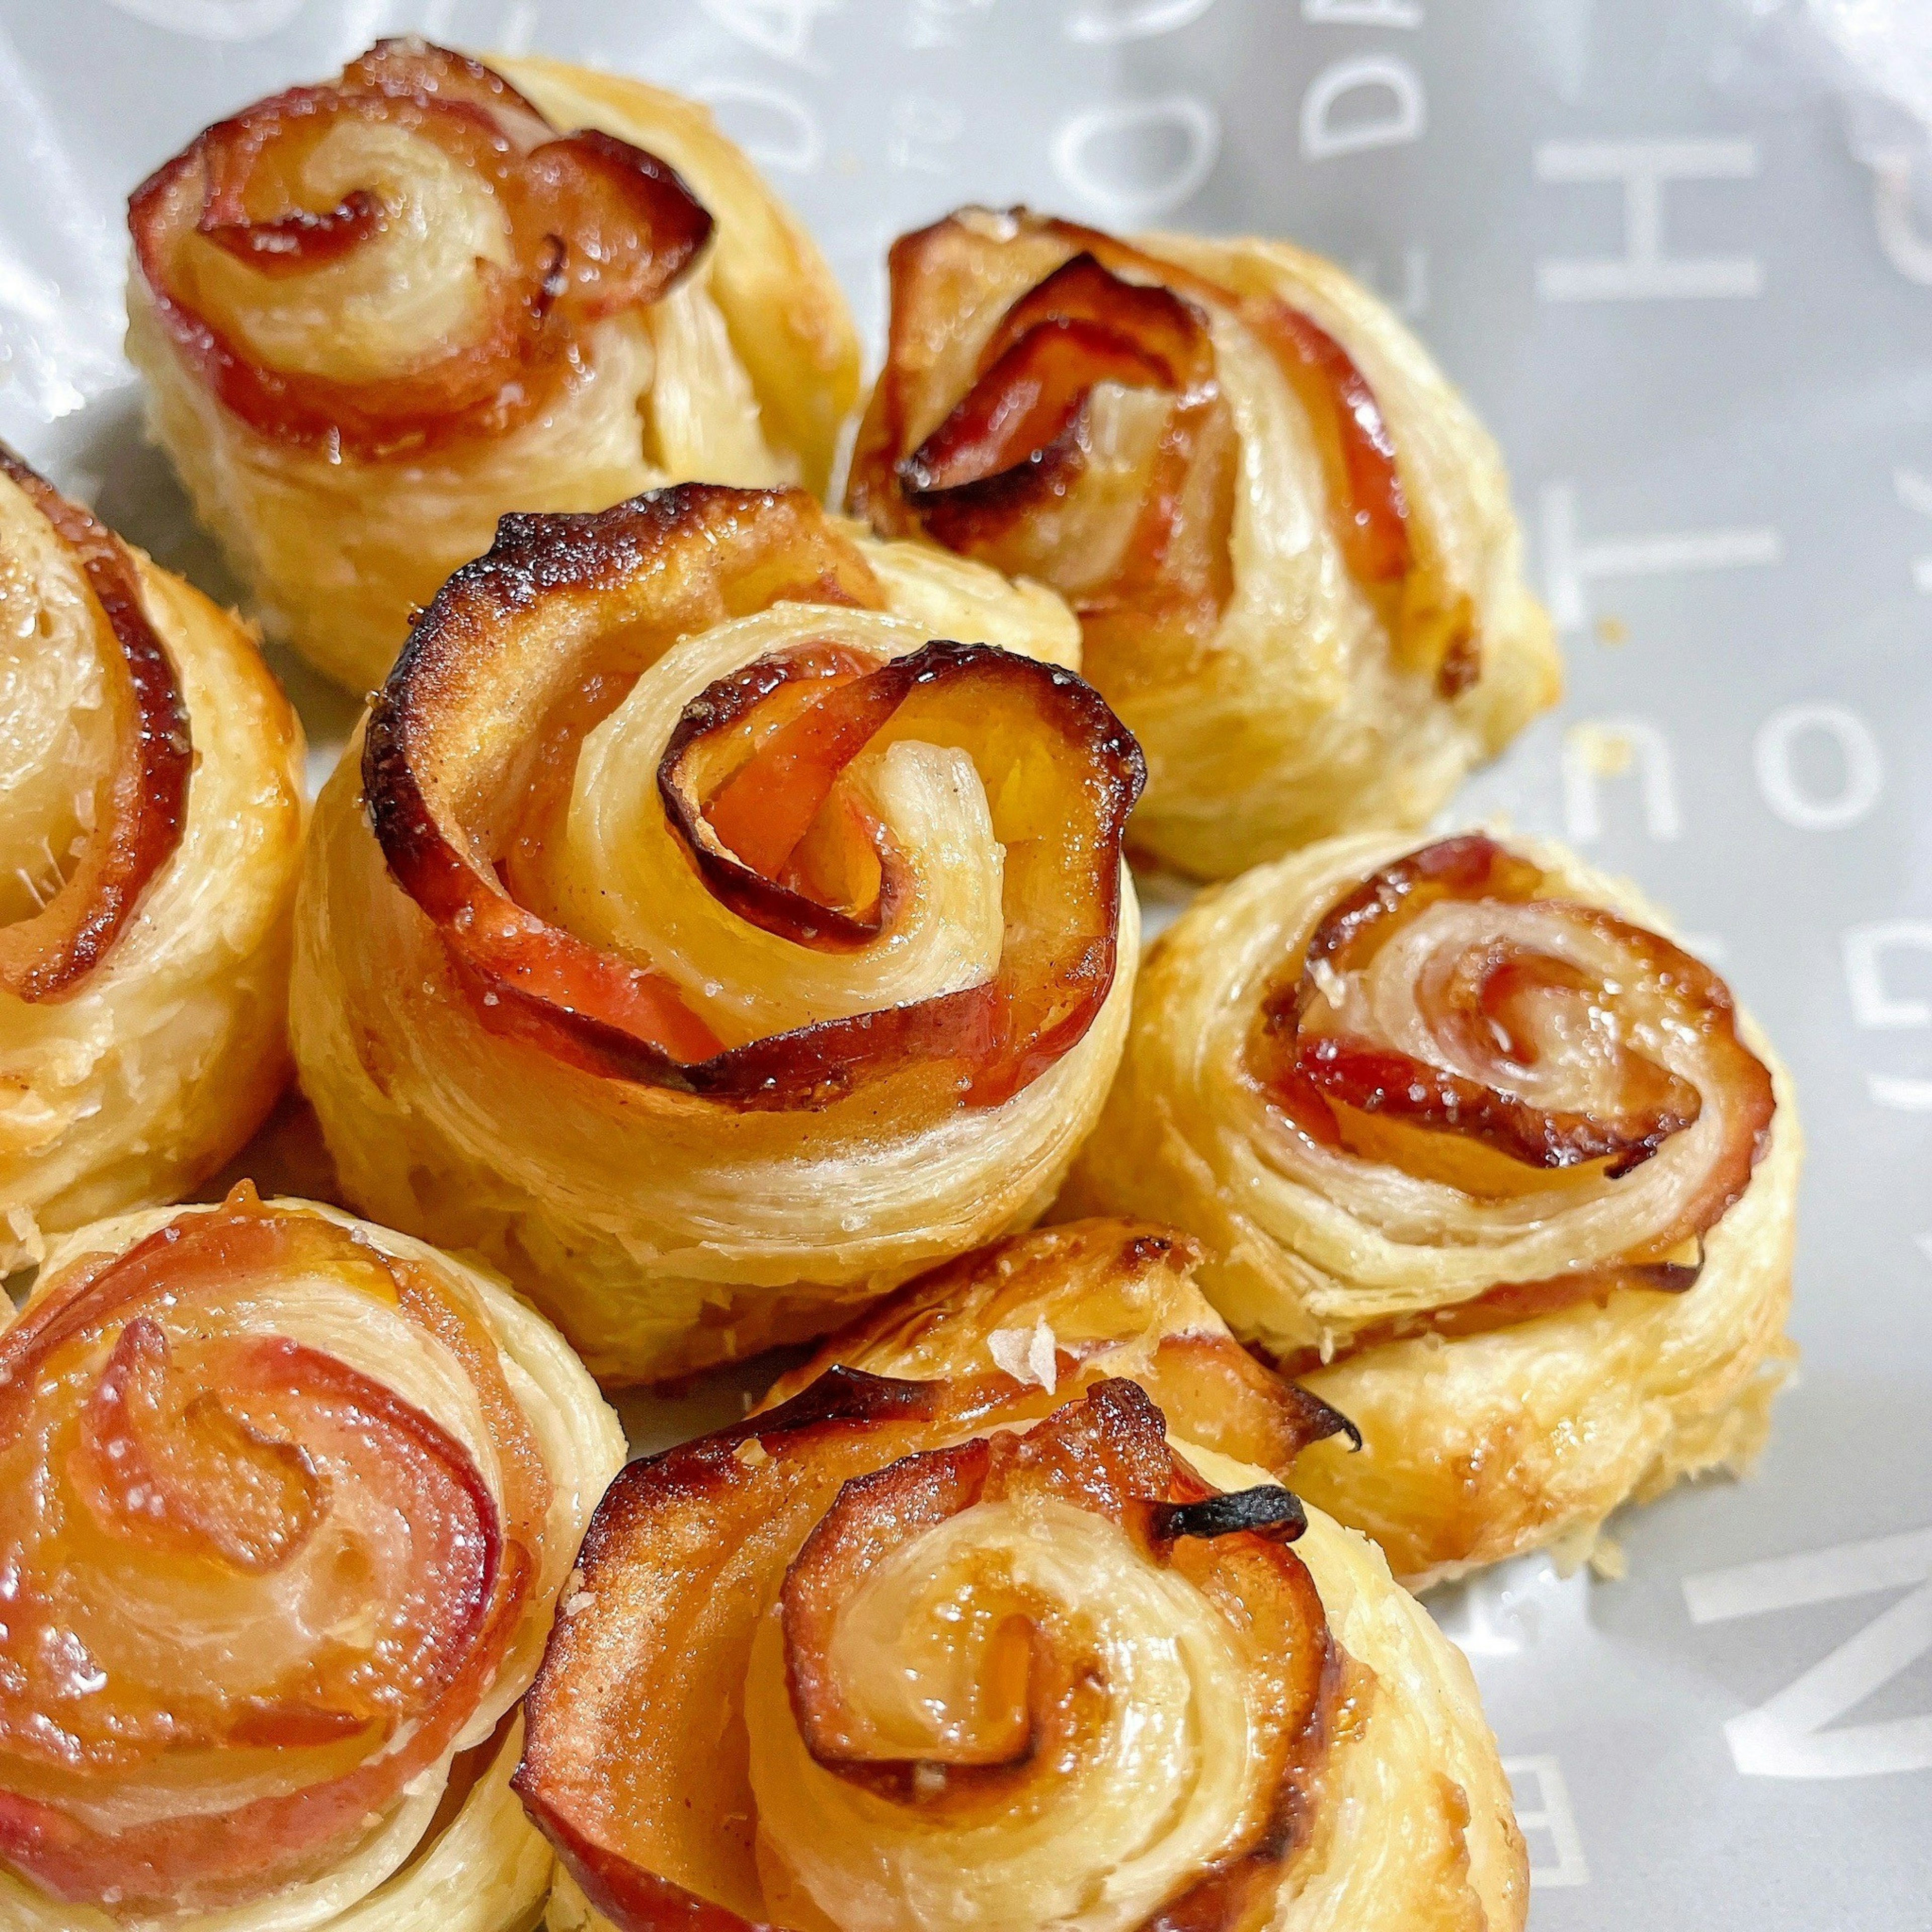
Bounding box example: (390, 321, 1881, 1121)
(2, 0, 1928, 1921)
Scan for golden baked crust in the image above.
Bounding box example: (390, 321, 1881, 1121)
(1061, 829, 1800, 1584)
(0, 454, 304, 1273)
(849, 210, 1559, 878)
(291, 485, 1137, 1384)
(126, 41, 860, 694)
(520, 1222, 1524, 1931)
(0, 1190, 624, 1927)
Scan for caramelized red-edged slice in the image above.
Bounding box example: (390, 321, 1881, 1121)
(855, 229, 1229, 639)
(1293, 1033, 1700, 1179)
(1251, 833, 1777, 1265)
(366, 485, 882, 1077)
(1039, 219, 1415, 600)
(983, 249, 1211, 378)
(1024, 219, 1413, 596)
(851, 210, 1418, 660)
(780, 1382, 1327, 1793)
(520, 127, 715, 321)
(899, 248, 1213, 499)
(658, 642, 904, 948)
(515, 1367, 967, 1927)
(1230, 285, 1409, 588)
(367, 483, 1143, 1109)
(341, 34, 554, 131)
(71, 1316, 325, 1571)
(199, 186, 384, 271)
(0, 1188, 538, 1914)
(1296, 832, 1542, 981)
(905, 314, 1181, 497)
(0, 445, 191, 1004)
(780, 1435, 1041, 1778)
(516, 1375, 1334, 1931)
(1142, 1328, 1362, 1467)
(657, 636, 1143, 1106)
(128, 38, 713, 455)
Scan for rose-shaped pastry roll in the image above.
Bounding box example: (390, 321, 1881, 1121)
(1063, 830, 1800, 1584)
(516, 1355, 1527, 1928)
(0, 1183, 625, 1927)
(292, 483, 1139, 1383)
(128, 38, 858, 693)
(0, 447, 303, 1272)
(849, 209, 1559, 878)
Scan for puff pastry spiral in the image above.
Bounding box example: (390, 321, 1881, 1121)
(849, 209, 1559, 878)
(517, 1217, 1526, 1932)
(292, 483, 1140, 1383)
(0, 447, 303, 1272)
(1063, 830, 1800, 1583)
(128, 38, 858, 692)
(0, 1184, 624, 1928)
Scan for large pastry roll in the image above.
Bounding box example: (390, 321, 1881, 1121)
(0, 447, 303, 1273)
(292, 483, 1140, 1384)
(515, 1229, 1528, 1931)
(0, 1183, 624, 1928)
(849, 208, 1559, 878)
(1062, 830, 1800, 1584)
(128, 37, 858, 693)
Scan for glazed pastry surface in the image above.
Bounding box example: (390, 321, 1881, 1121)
(0, 1187, 624, 1928)
(293, 484, 1140, 1383)
(0, 448, 304, 1272)
(1061, 829, 1799, 1583)
(519, 1228, 1526, 1930)
(127, 39, 859, 692)
(850, 208, 1558, 877)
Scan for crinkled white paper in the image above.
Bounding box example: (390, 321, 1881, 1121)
(2, 0, 1928, 1921)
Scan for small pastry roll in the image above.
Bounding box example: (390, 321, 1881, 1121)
(128, 37, 859, 693)
(0, 447, 303, 1273)
(516, 1332, 1527, 1929)
(1062, 830, 1800, 1584)
(292, 483, 1140, 1384)
(849, 209, 1559, 878)
(0, 1183, 624, 1927)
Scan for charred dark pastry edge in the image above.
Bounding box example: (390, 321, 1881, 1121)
(1148, 1484, 1308, 1544)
